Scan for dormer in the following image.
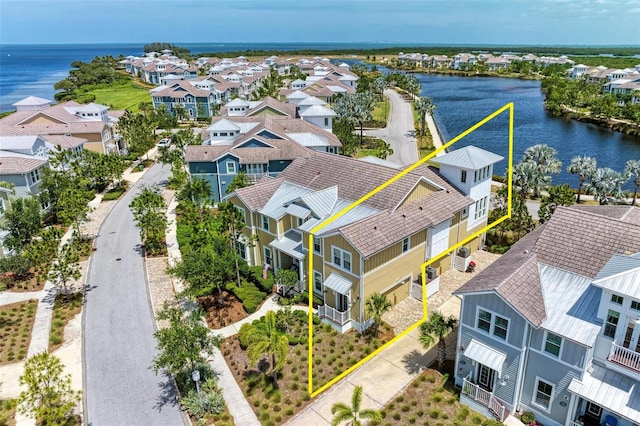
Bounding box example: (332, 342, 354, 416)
(207, 119, 241, 141)
(225, 98, 250, 116)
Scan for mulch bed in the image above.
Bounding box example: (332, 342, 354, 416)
(198, 291, 249, 329)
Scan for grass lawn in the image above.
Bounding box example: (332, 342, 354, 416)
(379, 364, 501, 426)
(87, 80, 151, 112)
(0, 399, 17, 426)
(0, 300, 38, 364)
(49, 293, 83, 352)
(221, 310, 393, 425)
(372, 98, 390, 124)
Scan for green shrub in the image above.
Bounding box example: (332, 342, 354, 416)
(520, 412, 536, 424)
(225, 281, 266, 314)
(180, 385, 224, 419)
(482, 420, 504, 426)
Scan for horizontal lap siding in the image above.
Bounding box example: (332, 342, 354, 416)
(323, 235, 361, 276)
(461, 293, 527, 348)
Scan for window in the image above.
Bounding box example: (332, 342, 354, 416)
(460, 170, 467, 183)
(402, 237, 410, 253)
(494, 316, 509, 340)
(264, 247, 272, 266)
(332, 247, 352, 272)
(29, 168, 41, 184)
(631, 300, 640, 311)
(533, 378, 554, 410)
(611, 294, 624, 305)
(544, 332, 562, 357)
(477, 309, 509, 340)
(236, 241, 247, 260)
(324, 117, 329, 126)
(478, 310, 492, 333)
(226, 162, 236, 174)
(313, 271, 323, 293)
(0, 198, 5, 216)
(604, 310, 619, 338)
(261, 214, 270, 231)
(474, 170, 478, 182)
(473, 196, 488, 220)
(235, 206, 246, 224)
(313, 239, 322, 254)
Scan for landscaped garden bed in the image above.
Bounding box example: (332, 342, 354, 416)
(198, 291, 249, 329)
(0, 300, 38, 364)
(378, 361, 502, 426)
(48, 292, 83, 352)
(221, 309, 394, 425)
(0, 399, 17, 426)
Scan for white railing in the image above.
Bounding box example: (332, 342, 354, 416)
(608, 342, 640, 373)
(245, 172, 268, 182)
(462, 378, 506, 421)
(318, 304, 350, 325)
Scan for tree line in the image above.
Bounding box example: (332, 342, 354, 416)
(53, 55, 126, 103)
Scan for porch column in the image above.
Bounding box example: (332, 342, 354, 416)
(564, 395, 579, 426)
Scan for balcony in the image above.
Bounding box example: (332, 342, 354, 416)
(608, 342, 640, 373)
(245, 172, 268, 182)
(462, 378, 506, 422)
(318, 304, 350, 326)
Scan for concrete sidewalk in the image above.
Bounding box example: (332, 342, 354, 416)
(287, 297, 461, 425)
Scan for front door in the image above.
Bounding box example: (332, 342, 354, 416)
(623, 320, 640, 353)
(585, 401, 602, 422)
(478, 364, 494, 391)
(337, 293, 349, 312)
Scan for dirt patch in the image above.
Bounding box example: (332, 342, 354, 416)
(199, 292, 248, 329)
(3, 271, 46, 293)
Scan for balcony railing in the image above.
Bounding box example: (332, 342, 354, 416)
(318, 304, 350, 325)
(462, 378, 506, 421)
(608, 342, 640, 373)
(245, 172, 268, 182)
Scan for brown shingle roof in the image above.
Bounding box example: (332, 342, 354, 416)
(234, 177, 285, 210)
(0, 156, 47, 174)
(455, 206, 640, 326)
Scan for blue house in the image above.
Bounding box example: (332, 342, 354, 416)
(185, 114, 341, 203)
(454, 206, 640, 426)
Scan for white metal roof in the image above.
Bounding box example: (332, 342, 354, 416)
(260, 182, 315, 219)
(300, 186, 338, 218)
(323, 273, 352, 295)
(207, 119, 241, 132)
(462, 339, 506, 377)
(286, 90, 310, 100)
(432, 146, 503, 170)
(568, 364, 640, 423)
(286, 132, 330, 147)
(299, 105, 337, 117)
(269, 230, 305, 260)
(538, 264, 601, 347)
(298, 96, 327, 106)
(326, 85, 348, 93)
(226, 98, 250, 107)
(285, 203, 311, 219)
(12, 96, 52, 106)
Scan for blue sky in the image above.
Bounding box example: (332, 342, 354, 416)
(1, 0, 639, 45)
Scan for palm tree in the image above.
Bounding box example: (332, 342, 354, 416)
(173, 104, 187, 121)
(414, 96, 436, 137)
(522, 144, 562, 197)
(624, 159, 640, 206)
(375, 141, 394, 160)
(365, 293, 392, 337)
(584, 167, 627, 205)
(419, 311, 458, 372)
(177, 178, 211, 208)
(331, 385, 382, 426)
(512, 160, 547, 199)
(242, 311, 288, 388)
(372, 76, 388, 101)
(567, 155, 597, 203)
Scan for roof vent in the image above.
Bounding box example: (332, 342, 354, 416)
(402, 214, 407, 218)
(373, 226, 377, 230)
(419, 206, 423, 210)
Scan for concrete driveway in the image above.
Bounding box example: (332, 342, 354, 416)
(83, 163, 186, 425)
(365, 89, 418, 167)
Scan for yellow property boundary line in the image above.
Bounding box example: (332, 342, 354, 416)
(307, 103, 514, 396)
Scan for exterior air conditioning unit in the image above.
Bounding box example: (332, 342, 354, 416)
(458, 247, 471, 258)
(426, 267, 438, 280)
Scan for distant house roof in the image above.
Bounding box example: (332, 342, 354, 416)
(433, 146, 504, 170)
(299, 105, 336, 118)
(12, 96, 52, 107)
(0, 156, 47, 174)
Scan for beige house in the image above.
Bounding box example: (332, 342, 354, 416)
(227, 146, 502, 332)
(1, 97, 123, 154)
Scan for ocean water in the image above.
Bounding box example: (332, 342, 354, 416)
(0, 42, 392, 112)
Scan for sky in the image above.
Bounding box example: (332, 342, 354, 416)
(0, 0, 639, 46)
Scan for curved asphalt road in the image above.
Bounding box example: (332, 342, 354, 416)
(365, 88, 418, 167)
(83, 163, 186, 426)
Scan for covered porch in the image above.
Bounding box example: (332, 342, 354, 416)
(269, 229, 306, 296)
(318, 273, 354, 333)
(567, 364, 640, 426)
(458, 339, 508, 422)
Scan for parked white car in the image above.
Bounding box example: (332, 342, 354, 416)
(156, 138, 171, 148)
